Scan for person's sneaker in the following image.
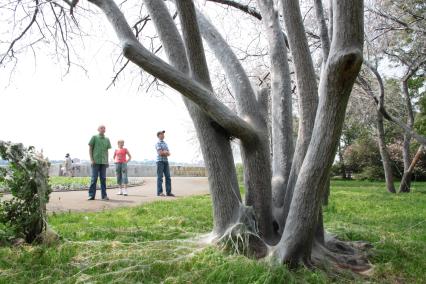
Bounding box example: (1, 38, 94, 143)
(157, 193, 165, 197)
(166, 193, 175, 197)
(87, 197, 95, 201)
(116, 191, 123, 195)
(102, 196, 110, 201)
(123, 189, 128, 196)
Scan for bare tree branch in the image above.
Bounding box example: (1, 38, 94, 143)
(88, 0, 257, 141)
(49, 2, 71, 73)
(358, 61, 426, 146)
(107, 59, 130, 90)
(207, 0, 261, 20)
(313, 0, 330, 64)
(0, 0, 39, 65)
(206, 0, 290, 48)
(196, 10, 264, 128)
(367, 8, 426, 34)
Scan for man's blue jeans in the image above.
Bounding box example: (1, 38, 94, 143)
(157, 161, 171, 195)
(89, 164, 108, 198)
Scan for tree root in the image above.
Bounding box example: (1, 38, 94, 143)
(214, 205, 268, 258)
(34, 225, 60, 246)
(311, 234, 374, 276)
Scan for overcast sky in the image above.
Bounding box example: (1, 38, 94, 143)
(0, 70, 198, 162)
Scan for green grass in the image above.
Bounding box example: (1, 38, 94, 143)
(48, 176, 143, 191)
(324, 180, 426, 283)
(2, 177, 140, 191)
(50, 176, 117, 186)
(0, 180, 425, 283)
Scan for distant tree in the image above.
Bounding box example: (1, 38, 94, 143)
(356, 0, 426, 192)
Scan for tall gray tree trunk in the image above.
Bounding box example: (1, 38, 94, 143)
(328, 0, 333, 42)
(274, 0, 364, 266)
(377, 111, 396, 193)
(196, 13, 275, 241)
(314, 0, 331, 70)
(337, 144, 347, 179)
(399, 79, 415, 193)
(255, 0, 293, 213)
(400, 145, 423, 193)
(363, 61, 396, 193)
(313, 0, 332, 241)
(279, 0, 319, 228)
(144, 0, 242, 236)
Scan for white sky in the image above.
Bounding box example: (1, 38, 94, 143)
(0, 73, 198, 163)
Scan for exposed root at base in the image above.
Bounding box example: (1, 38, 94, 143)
(36, 226, 60, 245)
(311, 235, 374, 276)
(213, 205, 268, 258)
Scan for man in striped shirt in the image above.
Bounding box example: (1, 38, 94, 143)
(156, 130, 174, 197)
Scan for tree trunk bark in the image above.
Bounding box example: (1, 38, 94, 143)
(196, 12, 275, 241)
(399, 145, 423, 193)
(337, 144, 347, 179)
(328, 1, 333, 43)
(399, 79, 415, 193)
(314, 0, 331, 70)
(376, 111, 396, 193)
(363, 61, 397, 193)
(255, 0, 293, 211)
(279, 0, 319, 228)
(400, 133, 412, 192)
(275, 0, 364, 266)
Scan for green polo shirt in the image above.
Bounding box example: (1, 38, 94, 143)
(88, 135, 111, 164)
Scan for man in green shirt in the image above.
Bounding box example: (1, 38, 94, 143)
(88, 125, 111, 200)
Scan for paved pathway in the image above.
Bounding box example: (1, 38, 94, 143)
(47, 177, 209, 213)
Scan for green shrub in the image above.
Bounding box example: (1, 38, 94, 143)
(0, 141, 51, 243)
(330, 162, 348, 179)
(357, 165, 385, 181)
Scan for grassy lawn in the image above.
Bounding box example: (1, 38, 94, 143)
(0, 180, 425, 283)
(1, 177, 144, 192)
(49, 176, 119, 189)
(51, 177, 144, 191)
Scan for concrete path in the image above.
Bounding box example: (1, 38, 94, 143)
(47, 177, 209, 213)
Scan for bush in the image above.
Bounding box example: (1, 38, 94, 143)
(342, 137, 426, 181)
(0, 141, 51, 243)
(344, 137, 385, 180)
(330, 162, 348, 179)
(357, 165, 385, 181)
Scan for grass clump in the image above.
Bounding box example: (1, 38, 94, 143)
(48, 176, 144, 191)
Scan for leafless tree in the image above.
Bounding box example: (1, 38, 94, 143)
(358, 63, 397, 193)
(397, 58, 426, 192)
(364, 0, 426, 193)
(2, 0, 370, 270)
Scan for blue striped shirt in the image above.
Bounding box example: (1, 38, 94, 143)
(156, 140, 169, 162)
